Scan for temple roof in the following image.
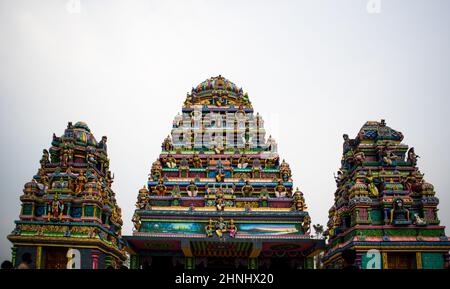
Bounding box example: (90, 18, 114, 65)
(193, 75, 243, 95)
(184, 75, 251, 108)
(356, 120, 404, 142)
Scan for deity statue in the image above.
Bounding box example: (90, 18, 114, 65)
(205, 219, 214, 237)
(48, 194, 64, 221)
(241, 180, 254, 197)
(402, 171, 417, 193)
(390, 199, 410, 225)
(293, 188, 307, 211)
(40, 149, 50, 167)
(61, 142, 74, 167)
(342, 134, 356, 154)
(136, 185, 150, 209)
(37, 168, 50, 193)
(75, 171, 87, 195)
(153, 180, 167, 197)
(266, 135, 277, 153)
(274, 181, 287, 198)
(215, 160, 225, 182)
(98, 136, 108, 152)
(215, 190, 225, 211)
(132, 213, 141, 231)
(228, 219, 237, 238)
(237, 154, 249, 169)
(407, 147, 420, 166)
(192, 152, 203, 168)
(302, 215, 311, 233)
(264, 155, 279, 169)
(162, 135, 173, 151)
(280, 159, 292, 182)
(164, 154, 177, 168)
(186, 180, 198, 197)
(365, 170, 379, 197)
(173, 113, 182, 128)
(354, 151, 365, 166)
(171, 185, 182, 198)
(215, 217, 227, 238)
(150, 159, 162, 180)
(379, 146, 399, 166)
(333, 170, 343, 187)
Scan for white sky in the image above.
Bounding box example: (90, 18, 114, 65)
(1, 0, 449, 262)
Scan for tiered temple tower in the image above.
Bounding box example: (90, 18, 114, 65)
(322, 120, 450, 269)
(125, 75, 323, 269)
(7, 122, 126, 269)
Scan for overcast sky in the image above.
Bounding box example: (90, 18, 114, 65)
(1, 0, 449, 262)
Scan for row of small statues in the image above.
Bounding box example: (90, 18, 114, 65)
(205, 218, 238, 238)
(144, 180, 295, 198)
(153, 153, 283, 169)
(335, 169, 429, 198)
(40, 136, 110, 174)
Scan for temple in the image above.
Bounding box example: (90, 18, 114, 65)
(7, 121, 126, 269)
(322, 120, 450, 269)
(125, 75, 324, 269)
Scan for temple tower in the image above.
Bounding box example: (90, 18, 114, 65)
(322, 120, 450, 269)
(125, 75, 323, 269)
(7, 121, 126, 269)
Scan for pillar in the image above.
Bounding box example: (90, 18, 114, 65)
(91, 250, 100, 269)
(185, 256, 195, 270)
(416, 252, 422, 269)
(11, 247, 17, 267)
(36, 246, 42, 269)
(382, 252, 388, 269)
(105, 255, 113, 268)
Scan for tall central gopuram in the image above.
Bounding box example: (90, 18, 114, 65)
(125, 75, 324, 269)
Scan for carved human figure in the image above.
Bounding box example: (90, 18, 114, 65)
(74, 171, 87, 195)
(365, 170, 379, 197)
(274, 181, 287, 198)
(40, 149, 50, 167)
(237, 154, 249, 169)
(407, 147, 420, 166)
(280, 159, 292, 182)
(186, 180, 198, 197)
(241, 180, 254, 197)
(402, 172, 417, 193)
(293, 188, 307, 211)
(132, 213, 141, 231)
(390, 199, 410, 224)
(48, 194, 64, 221)
(162, 135, 173, 151)
(215, 217, 227, 238)
(136, 185, 149, 209)
(228, 219, 237, 238)
(215, 190, 225, 211)
(153, 180, 167, 196)
(149, 159, 162, 180)
(192, 152, 202, 168)
(165, 154, 177, 168)
(205, 219, 214, 237)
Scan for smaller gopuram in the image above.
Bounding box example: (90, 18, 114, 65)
(322, 120, 450, 269)
(7, 121, 126, 269)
